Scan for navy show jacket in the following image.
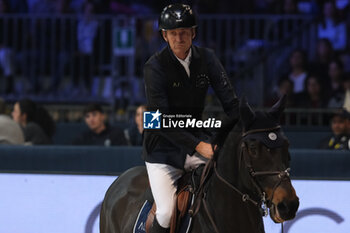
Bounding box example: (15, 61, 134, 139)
(142, 45, 239, 169)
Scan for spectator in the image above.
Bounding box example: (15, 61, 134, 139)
(310, 38, 334, 84)
(0, 98, 24, 144)
(287, 49, 309, 94)
(294, 74, 329, 108)
(317, 1, 347, 52)
(124, 104, 146, 146)
(11, 99, 55, 145)
(319, 109, 349, 150)
(72, 1, 99, 96)
(0, 0, 15, 94)
(328, 71, 350, 108)
(327, 58, 345, 96)
(72, 103, 127, 146)
(344, 74, 350, 110)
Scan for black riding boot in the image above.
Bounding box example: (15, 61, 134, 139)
(149, 218, 170, 233)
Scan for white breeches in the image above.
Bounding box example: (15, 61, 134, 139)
(145, 153, 207, 228)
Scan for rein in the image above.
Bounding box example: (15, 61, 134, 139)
(189, 125, 290, 233)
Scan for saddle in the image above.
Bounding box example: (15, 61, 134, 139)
(145, 165, 205, 233)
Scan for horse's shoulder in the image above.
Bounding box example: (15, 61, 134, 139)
(116, 166, 148, 187)
(122, 166, 147, 177)
(103, 166, 148, 205)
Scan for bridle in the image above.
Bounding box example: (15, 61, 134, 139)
(240, 126, 291, 212)
(190, 125, 291, 233)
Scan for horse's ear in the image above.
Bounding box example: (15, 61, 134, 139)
(269, 94, 286, 120)
(239, 97, 255, 130)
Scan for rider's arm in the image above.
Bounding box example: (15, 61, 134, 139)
(206, 49, 239, 119)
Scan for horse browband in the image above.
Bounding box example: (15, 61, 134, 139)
(242, 125, 281, 137)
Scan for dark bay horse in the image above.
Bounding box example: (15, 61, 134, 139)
(100, 97, 299, 233)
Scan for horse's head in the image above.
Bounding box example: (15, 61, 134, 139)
(239, 96, 299, 223)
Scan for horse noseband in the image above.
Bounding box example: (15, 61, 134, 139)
(249, 168, 291, 179)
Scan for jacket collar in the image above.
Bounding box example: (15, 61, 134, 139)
(166, 44, 200, 62)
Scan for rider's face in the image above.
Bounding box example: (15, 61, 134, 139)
(162, 28, 195, 60)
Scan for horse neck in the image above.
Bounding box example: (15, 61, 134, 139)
(215, 125, 255, 194)
(216, 128, 241, 187)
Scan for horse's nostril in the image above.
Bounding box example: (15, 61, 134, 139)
(290, 199, 300, 213)
(277, 201, 288, 214)
(277, 199, 299, 220)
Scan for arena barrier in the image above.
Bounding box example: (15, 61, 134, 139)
(45, 107, 336, 127)
(51, 122, 331, 147)
(0, 146, 348, 179)
(1, 146, 349, 233)
(1, 173, 349, 233)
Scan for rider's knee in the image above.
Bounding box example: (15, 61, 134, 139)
(156, 206, 173, 228)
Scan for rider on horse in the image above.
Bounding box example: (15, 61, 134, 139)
(143, 3, 240, 232)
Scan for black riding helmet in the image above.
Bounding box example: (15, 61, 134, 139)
(158, 3, 197, 31)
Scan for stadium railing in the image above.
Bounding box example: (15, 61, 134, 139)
(1, 14, 315, 106)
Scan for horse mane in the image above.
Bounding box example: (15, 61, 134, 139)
(212, 94, 286, 152)
(211, 115, 242, 161)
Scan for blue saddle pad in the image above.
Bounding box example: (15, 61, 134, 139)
(133, 200, 153, 233)
(133, 196, 193, 233)
(177, 203, 192, 233)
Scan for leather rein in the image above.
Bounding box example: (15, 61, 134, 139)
(189, 126, 291, 233)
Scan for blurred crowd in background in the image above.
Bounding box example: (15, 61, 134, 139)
(0, 97, 146, 146)
(0, 0, 349, 105)
(0, 0, 350, 106)
(0, 0, 347, 15)
(0, 0, 350, 149)
(0, 0, 339, 15)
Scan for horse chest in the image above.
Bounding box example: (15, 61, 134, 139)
(190, 178, 265, 233)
